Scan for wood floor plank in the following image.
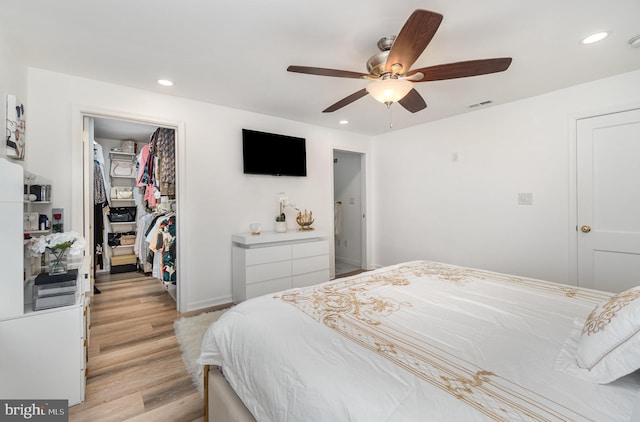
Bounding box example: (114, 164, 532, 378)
(70, 392, 146, 422)
(123, 392, 205, 422)
(69, 271, 213, 421)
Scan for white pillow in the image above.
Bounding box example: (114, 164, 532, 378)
(575, 286, 640, 383)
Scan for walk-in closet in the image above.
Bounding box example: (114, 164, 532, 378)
(89, 117, 178, 302)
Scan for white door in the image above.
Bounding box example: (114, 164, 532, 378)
(576, 108, 640, 293)
(82, 116, 95, 278)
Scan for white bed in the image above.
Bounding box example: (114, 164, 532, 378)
(198, 261, 640, 421)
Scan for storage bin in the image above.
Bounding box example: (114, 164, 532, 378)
(121, 140, 135, 153)
(111, 254, 137, 265)
(108, 206, 136, 222)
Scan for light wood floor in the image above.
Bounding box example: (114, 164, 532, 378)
(69, 271, 221, 422)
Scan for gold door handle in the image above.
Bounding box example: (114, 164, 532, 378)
(581, 225, 591, 233)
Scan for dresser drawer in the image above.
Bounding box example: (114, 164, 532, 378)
(246, 277, 291, 299)
(292, 255, 329, 276)
(245, 245, 291, 265)
(246, 260, 291, 284)
(292, 269, 330, 288)
(292, 240, 329, 259)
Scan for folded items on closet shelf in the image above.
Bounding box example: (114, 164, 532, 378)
(108, 231, 136, 247)
(110, 187, 133, 199)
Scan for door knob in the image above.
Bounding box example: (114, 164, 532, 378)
(581, 225, 591, 233)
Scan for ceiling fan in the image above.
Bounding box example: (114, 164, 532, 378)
(287, 9, 512, 113)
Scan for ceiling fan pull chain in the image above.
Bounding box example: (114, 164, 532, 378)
(389, 103, 393, 129)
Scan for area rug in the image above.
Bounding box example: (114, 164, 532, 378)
(174, 308, 231, 394)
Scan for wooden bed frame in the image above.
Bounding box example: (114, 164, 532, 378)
(204, 365, 256, 422)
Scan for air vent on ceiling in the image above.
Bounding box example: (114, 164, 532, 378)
(468, 100, 493, 108)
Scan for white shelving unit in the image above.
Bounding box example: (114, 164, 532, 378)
(107, 151, 137, 272)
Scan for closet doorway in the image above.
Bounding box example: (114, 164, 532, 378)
(83, 115, 179, 307)
(333, 150, 367, 277)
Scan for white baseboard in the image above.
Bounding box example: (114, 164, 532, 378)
(185, 295, 233, 313)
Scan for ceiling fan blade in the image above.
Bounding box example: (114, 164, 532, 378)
(408, 58, 512, 82)
(287, 65, 369, 79)
(385, 9, 443, 74)
(323, 89, 368, 113)
(398, 88, 427, 113)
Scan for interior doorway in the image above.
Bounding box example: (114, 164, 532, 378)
(575, 108, 640, 293)
(333, 150, 366, 277)
(83, 114, 179, 305)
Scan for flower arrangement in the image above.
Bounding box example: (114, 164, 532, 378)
(28, 231, 86, 275)
(27, 231, 86, 257)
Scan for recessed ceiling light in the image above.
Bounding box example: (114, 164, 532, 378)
(339, 120, 349, 125)
(629, 35, 640, 48)
(582, 32, 609, 45)
(157, 79, 174, 86)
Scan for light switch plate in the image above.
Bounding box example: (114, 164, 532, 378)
(518, 192, 533, 205)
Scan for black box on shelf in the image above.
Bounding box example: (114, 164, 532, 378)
(110, 264, 137, 274)
(34, 269, 78, 286)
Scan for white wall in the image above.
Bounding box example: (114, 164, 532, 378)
(372, 70, 640, 285)
(0, 24, 27, 160)
(26, 68, 371, 311)
(19, 64, 640, 310)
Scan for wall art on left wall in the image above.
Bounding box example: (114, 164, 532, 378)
(6, 94, 25, 160)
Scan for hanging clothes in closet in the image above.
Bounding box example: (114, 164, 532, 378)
(135, 127, 177, 287)
(93, 141, 111, 272)
(137, 128, 175, 207)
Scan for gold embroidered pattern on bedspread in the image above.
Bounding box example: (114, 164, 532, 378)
(278, 261, 591, 421)
(582, 288, 640, 335)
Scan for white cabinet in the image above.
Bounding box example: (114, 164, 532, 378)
(0, 256, 91, 405)
(232, 231, 330, 303)
(1, 158, 25, 320)
(0, 158, 92, 405)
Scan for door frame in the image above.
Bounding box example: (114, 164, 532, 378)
(331, 147, 369, 278)
(71, 104, 188, 311)
(568, 102, 640, 287)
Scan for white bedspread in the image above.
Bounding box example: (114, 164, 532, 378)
(198, 261, 640, 421)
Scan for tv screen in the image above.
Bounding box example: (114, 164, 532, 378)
(242, 129, 307, 176)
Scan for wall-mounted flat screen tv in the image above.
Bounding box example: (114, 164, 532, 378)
(242, 129, 307, 177)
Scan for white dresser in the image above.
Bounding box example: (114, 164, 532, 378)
(232, 231, 330, 303)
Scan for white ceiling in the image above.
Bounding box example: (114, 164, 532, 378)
(2, 0, 640, 136)
(93, 117, 157, 143)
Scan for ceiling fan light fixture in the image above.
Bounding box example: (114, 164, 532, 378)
(366, 79, 413, 106)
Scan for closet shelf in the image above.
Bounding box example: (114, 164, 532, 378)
(24, 229, 51, 235)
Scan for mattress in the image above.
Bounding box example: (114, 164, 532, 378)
(198, 261, 640, 421)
